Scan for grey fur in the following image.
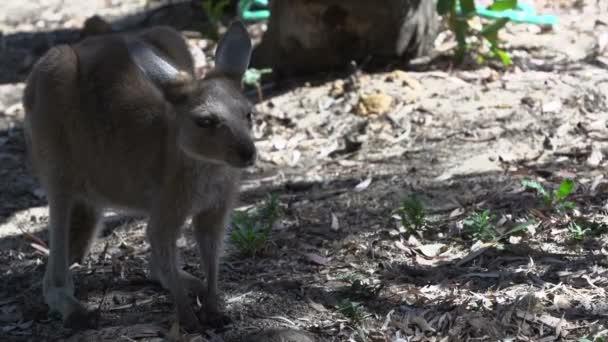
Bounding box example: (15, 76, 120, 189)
(23, 21, 255, 331)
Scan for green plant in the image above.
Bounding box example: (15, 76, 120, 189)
(337, 272, 360, 284)
(579, 337, 607, 342)
(395, 195, 427, 233)
(229, 211, 270, 256)
(244, 68, 272, 87)
(244, 68, 273, 101)
(258, 193, 281, 225)
(568, 222, 591, 241)
(522, 178, 576, 213)
(202, 0, 230, 40)
(437, 0, 517, 66)
(463, 210, 497, 242)
(338, 299, 365, 322)
(568, 220, 607, 241)
(229, 194, 282, 256)
(338, 273, 383, 300)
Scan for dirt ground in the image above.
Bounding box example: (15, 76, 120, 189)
(1, 0, 608, 341)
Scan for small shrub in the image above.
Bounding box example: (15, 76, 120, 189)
(522, 178, 576, 213)
(579, 337, 607, 342)
(463, 210, 497, 242)
(396, 195, 427, 233)
(258, 193, 282, 226)
(229, 211, 270, 256)
(229, 194, 282, 256)
(338, 299, 365, 322)
(338, 273, 383, 300)
(568, 222, 590, 241)
(568, 220, 607, 241)
(437, 0, 518, 66)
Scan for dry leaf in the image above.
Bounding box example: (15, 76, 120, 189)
(388, 70, 424, 91)
(515, 310, 574, 332)
(417, 243, 447, 257)
(303, 253, 329, 266)
(415, 254, 443, 266)
(30, 243, 49, 256)
(394, 241, 413, 254)
(329, 79, 345, 97)
(542, 100, 562, 114)
(356, 92, 393, 116)
(552, 295, 572, 310)
(407, 235, 421, 247)
(587, 145, 604, 167)
(354, 177, 372, 192)
(307, 298, 328, 313)
(289, 150, 302, 166)
(449, 208, 465, 218)
(271, 136, 288, 150)
(330, 213, 340, 231)
(508, 235, 522, 244)
(590, 174, 604, 192)
(410, 315, 435, 332)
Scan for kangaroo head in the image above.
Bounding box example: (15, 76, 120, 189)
(129, 21, 256, 168)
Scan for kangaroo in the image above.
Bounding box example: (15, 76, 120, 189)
(23, 20, 255, 331)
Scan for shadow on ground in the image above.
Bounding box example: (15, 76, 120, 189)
(1, 152, 607, 340)
(0, 1, 222, 85)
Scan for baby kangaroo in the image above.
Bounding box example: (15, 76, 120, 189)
(23, 21, 255, 331)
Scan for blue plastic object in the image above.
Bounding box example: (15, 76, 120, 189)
(475, 2, 558, 25)
(238, 0, 270, 21)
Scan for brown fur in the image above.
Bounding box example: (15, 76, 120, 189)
(23, 21, 254, 331)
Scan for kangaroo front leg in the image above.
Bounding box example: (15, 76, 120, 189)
(147, 211, 201, 332)
(43, 192, 94, 329)
(192, 207, 231, 327)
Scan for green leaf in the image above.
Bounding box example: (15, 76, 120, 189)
(522, 179, 548, 197)
(243, 68, 272, 86)
(481, 18, 510, 43)
(554, 179, 575, 201)
(492, 46, 512, 66)
(556, 201, 577, 212)
(460, 0, 476, 16)
(437, 0, 456, 15)
(488, 0, 518, 12)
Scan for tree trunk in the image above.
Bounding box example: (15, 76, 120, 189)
(251, 0, 439, 75)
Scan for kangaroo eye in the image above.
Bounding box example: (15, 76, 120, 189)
(193, 116, 219, 128)
(246, 111, 253, 122)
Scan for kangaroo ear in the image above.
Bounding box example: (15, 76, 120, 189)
(127, 38, 195, 103)
(214, 21, 252, 81)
